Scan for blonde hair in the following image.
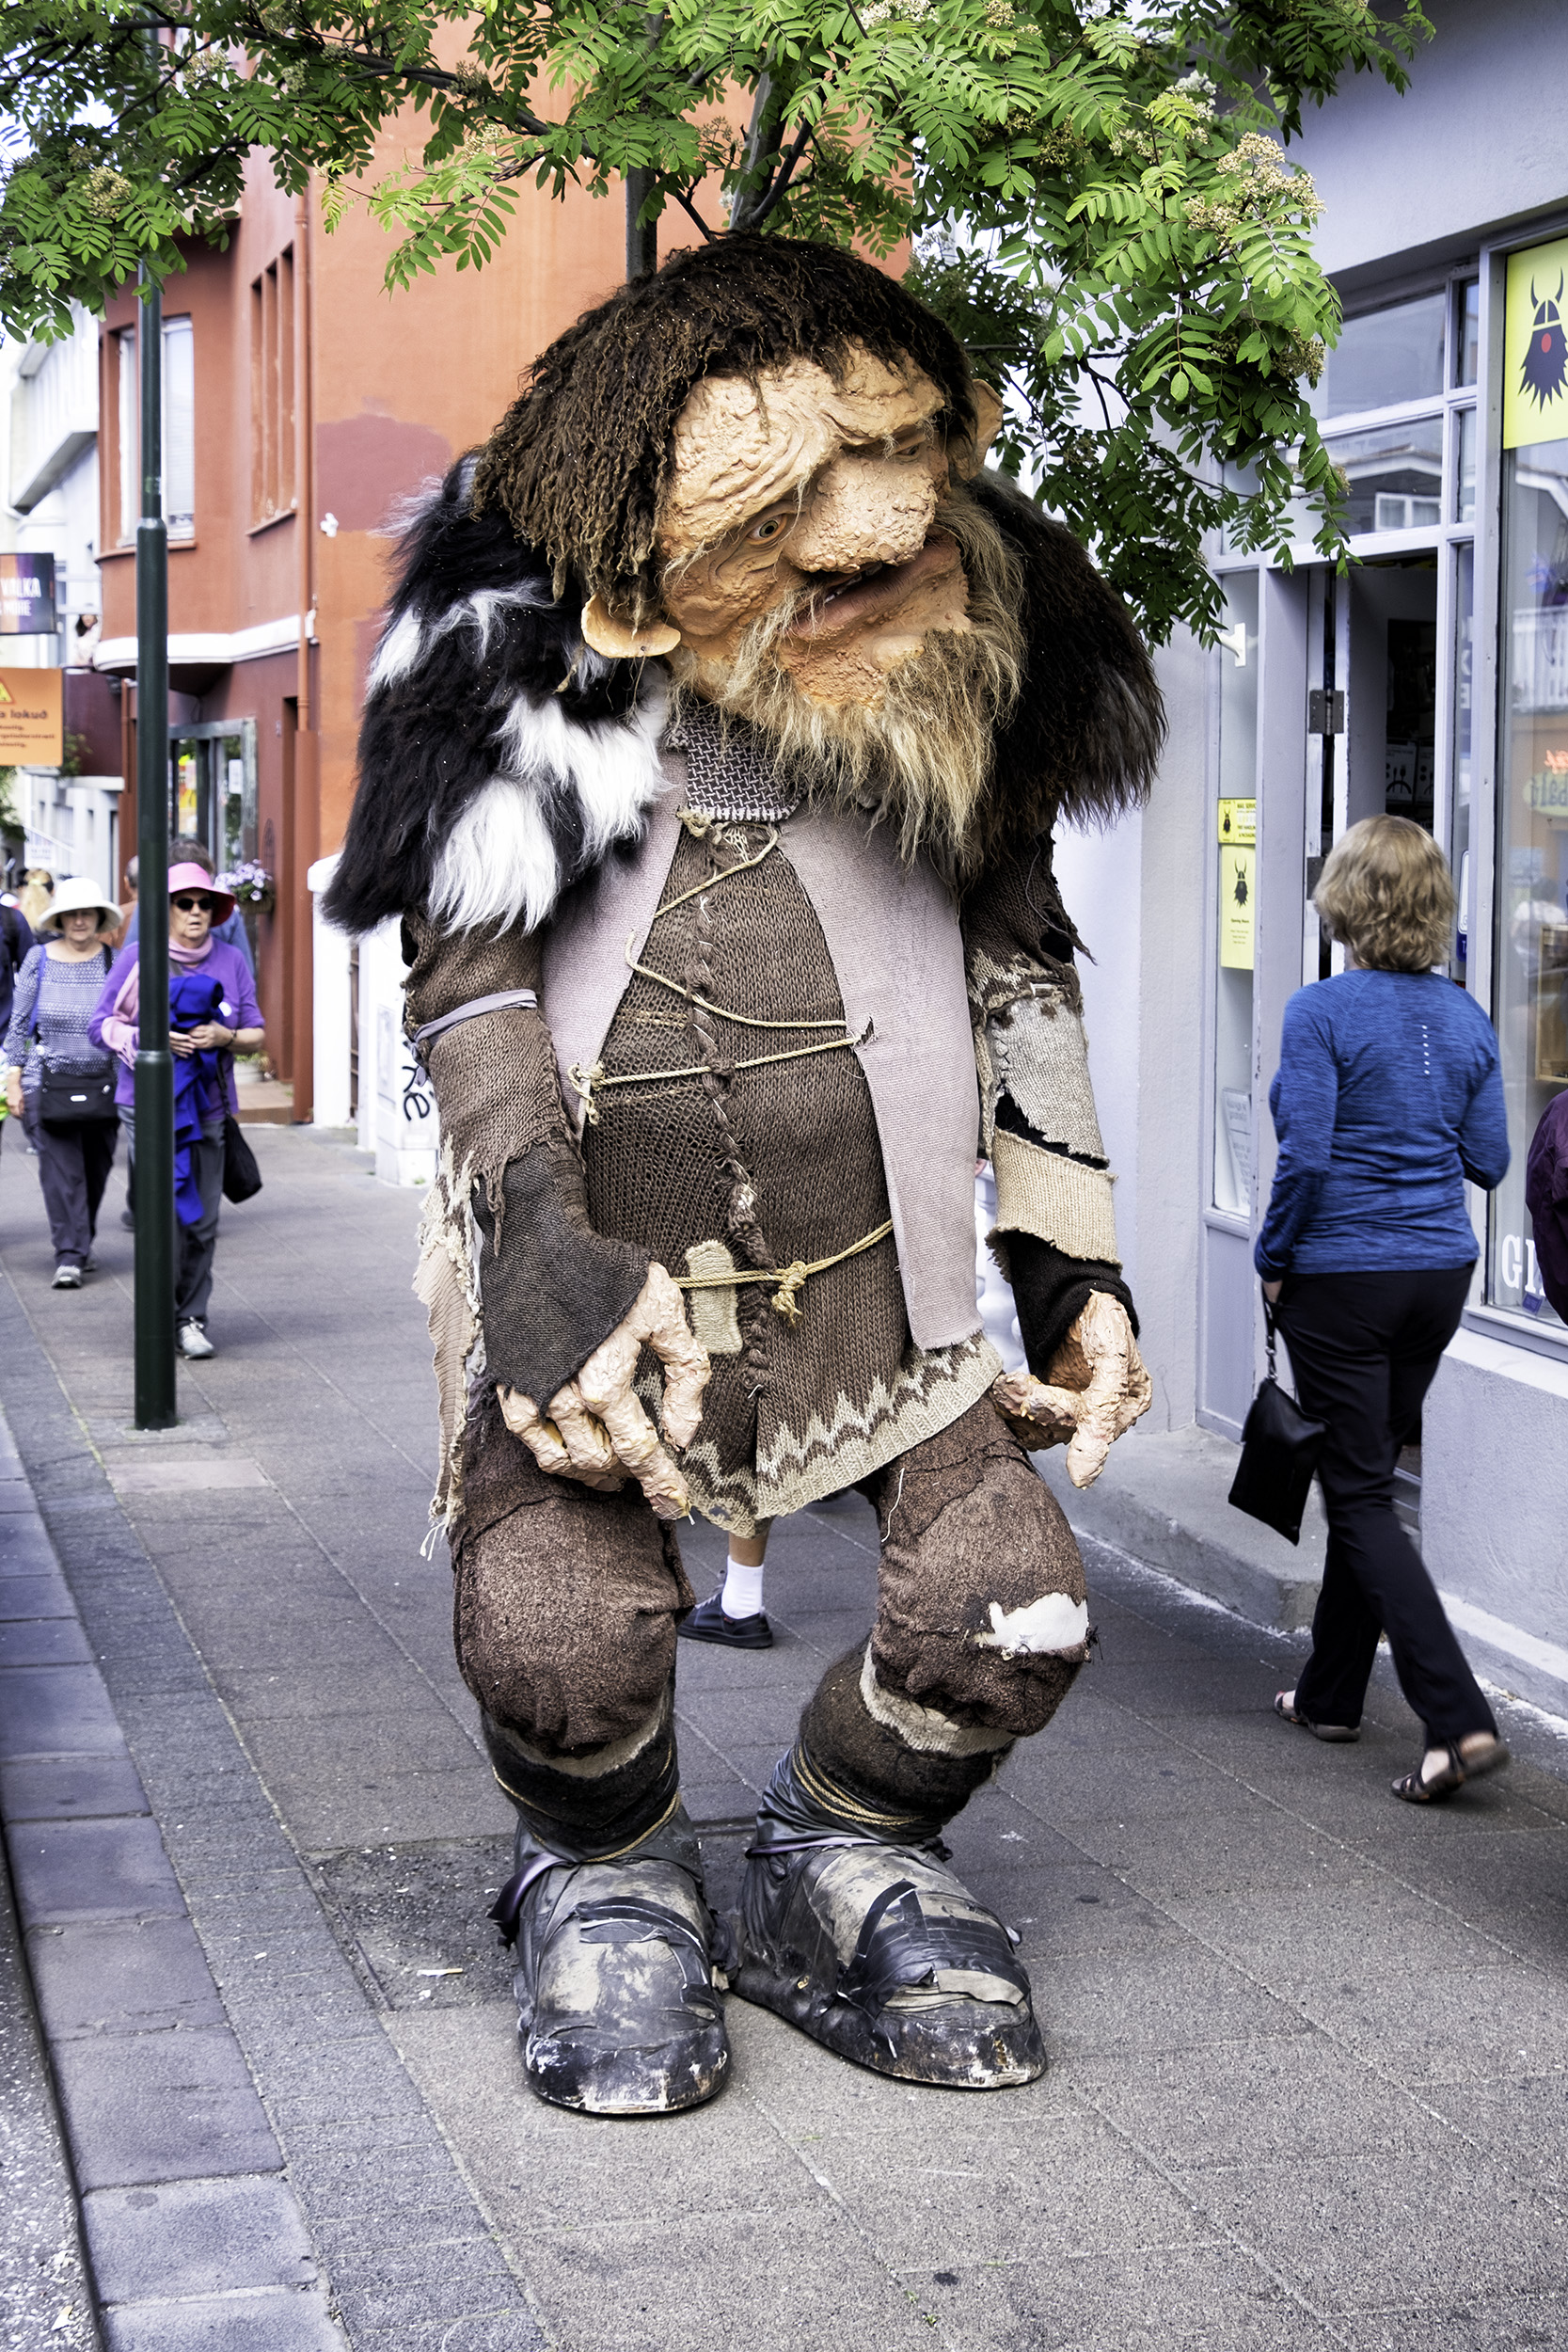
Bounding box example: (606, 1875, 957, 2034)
(1314, 815, 1456, 972)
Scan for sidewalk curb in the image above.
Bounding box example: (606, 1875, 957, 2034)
(0, 1403, 346, 2352)
(0, 1265, 546, 2352)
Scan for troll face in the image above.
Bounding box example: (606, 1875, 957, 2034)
(654, 350, 969, 702)
(587, 343, 1017, 862)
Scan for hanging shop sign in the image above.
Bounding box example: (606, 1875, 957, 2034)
(0, 553, 56, 634)
(1505, 234, 1568, 452)
(0, 667, 63, 764)
(1218, 798, 1256, 969)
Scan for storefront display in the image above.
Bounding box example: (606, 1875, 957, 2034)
(1492, 233, 1568, 1327)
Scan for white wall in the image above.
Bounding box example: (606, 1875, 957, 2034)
(1289, 0, 1568, 282)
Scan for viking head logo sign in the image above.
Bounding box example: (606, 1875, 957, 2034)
(1522, 275, 1568, 412)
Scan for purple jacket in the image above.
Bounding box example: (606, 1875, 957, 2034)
(88, 941, 263, 1115)
(1526, 1091, 1568, 1324)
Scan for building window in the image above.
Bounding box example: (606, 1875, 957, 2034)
(251, 248, 296, 525)
(163, 319, 195, 540)
(115, 319, 196, 542)
(117, 328, 137, 545)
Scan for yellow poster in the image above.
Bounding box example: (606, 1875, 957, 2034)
(1505, 235, 1568, 451)
(0, 667, 62, 764)
(1219, 845, 1255, 969)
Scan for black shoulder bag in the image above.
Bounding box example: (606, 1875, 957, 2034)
(1227, 1295, 1327, 1547)
(37, 947, 119, 1126)
(222, 1115, 262, 1203)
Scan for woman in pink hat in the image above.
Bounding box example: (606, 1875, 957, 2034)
(89, 864, 264, 1358)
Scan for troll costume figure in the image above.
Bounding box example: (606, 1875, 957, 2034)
(328, 236, 1163, 2115)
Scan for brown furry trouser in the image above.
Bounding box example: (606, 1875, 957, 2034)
(452, 1393, 1086, 1839)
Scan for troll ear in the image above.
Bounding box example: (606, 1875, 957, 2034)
(951, 380, 1005, 481)
(581, 596, 681, 660)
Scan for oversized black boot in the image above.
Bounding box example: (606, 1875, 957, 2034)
(734, 1738, 1044, 2090)
(486, 1702, 731, 2116)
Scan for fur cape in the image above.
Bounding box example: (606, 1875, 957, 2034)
(325, 458, 1164, 938)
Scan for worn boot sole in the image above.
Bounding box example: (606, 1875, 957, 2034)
(732, 1950, 1044, 2089)
(511, 1845, 731, 2119)
(523, 2014, 729, 2115)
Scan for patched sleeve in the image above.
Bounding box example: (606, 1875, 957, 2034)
(402, 914, 649, 1531)
(963, 845, 1135, 1376)
(963, 843, 1118, 1265)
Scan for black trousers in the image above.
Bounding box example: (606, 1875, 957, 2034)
(24, 1101, 119, 1268)
(1275, 1265, 1494, 1747)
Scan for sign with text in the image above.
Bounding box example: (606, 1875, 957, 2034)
(0, 552, 56, 634)
(0, 668, 63, 764)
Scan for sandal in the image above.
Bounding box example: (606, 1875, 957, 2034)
(1392, 1734, 1510, 1805)
(1274, 1690, 1359, 1744)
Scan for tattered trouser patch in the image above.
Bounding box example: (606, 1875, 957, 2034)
(863, 1391, 1088, 1740)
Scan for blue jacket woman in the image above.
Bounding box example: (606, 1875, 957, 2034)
(1258, 816, 1510, 1805)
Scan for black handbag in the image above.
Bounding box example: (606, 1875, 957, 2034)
(222, 1114, 262, 1203)
(1227, 1296, 1328, 1546)
(38, 1065, 119, 1124)
(35, 946, 118, 1126)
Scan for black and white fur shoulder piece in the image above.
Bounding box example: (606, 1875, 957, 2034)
(325, 457, 667, 937)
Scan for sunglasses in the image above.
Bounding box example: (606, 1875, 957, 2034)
(171, 894, 216, 914)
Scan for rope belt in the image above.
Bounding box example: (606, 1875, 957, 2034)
(673, 1217, 895, 1329)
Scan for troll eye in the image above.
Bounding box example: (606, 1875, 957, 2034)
(749, 512, 791, 544)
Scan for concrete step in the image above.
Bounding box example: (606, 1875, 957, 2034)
(233, 1075, 294, 1125)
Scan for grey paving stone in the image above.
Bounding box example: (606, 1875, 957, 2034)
(52, 2026, 282, 2190)
(29, 1916, 229, 2040)
(0, 1570, 76, 1618)
(0, 1615, 92, 1666)
(101, 2285, 346, 2351)
(84, 2173, 320, 2303)
(0, 1522, 59, 1574)
(0, 1661, 128, 1758)
(8, 1814, 184, 1928)
(0, 1753, 150, 1820)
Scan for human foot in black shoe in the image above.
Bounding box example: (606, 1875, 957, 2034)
(490, 1807, 731, 2115)
(677, 1592, 773, 1650)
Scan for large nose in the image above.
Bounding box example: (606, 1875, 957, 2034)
(788, 453, 940, 576)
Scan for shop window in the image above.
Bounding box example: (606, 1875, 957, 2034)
(1319, 291, 1447, 420)
(250, 248, 296, 525)
(1454, 279, 1481, 389)
(1450, 542, 1475, 987)
(1453, 407, 1477, 524)
(1212, 573, 1259, 1216)
(1322, 415, 1443, 535)
(1494, 433, 1568, 1326)
(115, 320, 196, 542)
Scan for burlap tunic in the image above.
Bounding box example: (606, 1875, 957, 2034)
(582, 794, 997, 1537)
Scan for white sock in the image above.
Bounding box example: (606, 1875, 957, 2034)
(721, 1552, 765, 1620)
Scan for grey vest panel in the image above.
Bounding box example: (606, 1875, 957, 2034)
(541, 748, 982, 1351)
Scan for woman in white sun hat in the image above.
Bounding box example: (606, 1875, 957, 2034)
(2, 877, 122, 1288)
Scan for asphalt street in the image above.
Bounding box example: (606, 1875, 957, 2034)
(3, 1119, 1568, 2351)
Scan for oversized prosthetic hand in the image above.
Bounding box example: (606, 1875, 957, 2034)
(403, 915, 710, 1520)
(991, 1235, 1153, 1488)
(498, 1264, 710, 1520)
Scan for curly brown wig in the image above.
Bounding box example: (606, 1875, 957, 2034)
(469, 235, 978, 624)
